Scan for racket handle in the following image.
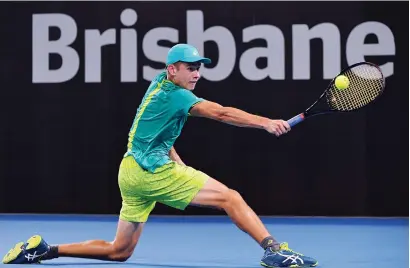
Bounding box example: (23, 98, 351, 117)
(287, 113, 305, 127)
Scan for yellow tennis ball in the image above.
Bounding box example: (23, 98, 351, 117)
(335, 75, 349, 90)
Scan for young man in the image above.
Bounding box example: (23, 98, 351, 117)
(2, 44, 318, 267)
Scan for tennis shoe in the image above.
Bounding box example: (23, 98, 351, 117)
(260, 242, 318, 267)
(2, 235, 51, 264)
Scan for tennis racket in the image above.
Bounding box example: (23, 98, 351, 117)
(287, 62, 386, 127)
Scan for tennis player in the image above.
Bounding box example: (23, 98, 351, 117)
(2, 44, 318, 267)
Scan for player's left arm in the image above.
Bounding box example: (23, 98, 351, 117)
(169, 146, 186, 166)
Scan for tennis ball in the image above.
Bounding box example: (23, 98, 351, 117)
(335, 75, 349, 90)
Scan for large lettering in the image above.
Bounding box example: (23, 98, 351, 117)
(31, 9, 397, 84)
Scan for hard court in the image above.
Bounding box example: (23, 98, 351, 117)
(0, 214, 408, 268)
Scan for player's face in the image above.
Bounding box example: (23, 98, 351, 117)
(171, 62, 201, 90)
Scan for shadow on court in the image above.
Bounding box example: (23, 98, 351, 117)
(40, 262, 259, 268)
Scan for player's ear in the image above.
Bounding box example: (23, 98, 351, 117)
(167, 64, 177, 76)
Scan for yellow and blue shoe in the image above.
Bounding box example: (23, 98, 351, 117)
(2, 235, 51, 264)
(260, 242, 318, 267)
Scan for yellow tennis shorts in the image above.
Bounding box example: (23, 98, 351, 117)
(118, 155, 209, 223)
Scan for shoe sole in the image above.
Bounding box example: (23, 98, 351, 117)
(2, 242, 24, 264)
(26, 235, 42, 250)
(260, 261, 319, 268)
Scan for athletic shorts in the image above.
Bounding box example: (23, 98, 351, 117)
(118, 155, 209, 223)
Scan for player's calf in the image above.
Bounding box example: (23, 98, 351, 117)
(41, 220, 143, 262)
(55, 237, 137, 262)
(191, 178, 273, 245)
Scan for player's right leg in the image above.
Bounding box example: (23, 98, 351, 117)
(190, 177, 272, 245)
(190, 177, 318, 268)
(139, 160, 318, 267)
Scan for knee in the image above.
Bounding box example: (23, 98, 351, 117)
(220, 189, 244, 209)
(110, 251, 133, 262)
(109, 244, 134, 262)
(111, 255, 131, 263)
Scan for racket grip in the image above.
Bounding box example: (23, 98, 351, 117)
(287, 113, 305, 127)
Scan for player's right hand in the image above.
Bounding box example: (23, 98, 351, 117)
(264, 120, 291, 137)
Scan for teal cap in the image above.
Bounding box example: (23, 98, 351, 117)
(166, 44, 211, 65)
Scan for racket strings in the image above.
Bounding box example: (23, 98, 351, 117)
(326, 64, 384, 111)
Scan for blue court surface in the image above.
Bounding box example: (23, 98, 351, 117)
(0, 215, 408, 268)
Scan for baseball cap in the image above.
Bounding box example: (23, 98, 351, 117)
(166, 44, 211, 65)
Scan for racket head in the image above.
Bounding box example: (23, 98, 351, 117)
(324, 62, 386, 113)
(304, 62, 386, 117)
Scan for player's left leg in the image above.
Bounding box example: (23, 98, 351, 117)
(2, 219, 144, 264)
(57, 219, 144, 261)
(2, 155, 153, 264)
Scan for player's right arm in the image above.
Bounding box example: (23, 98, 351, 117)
(189, 100, 290, 137)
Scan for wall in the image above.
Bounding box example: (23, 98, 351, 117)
(0, 1, 408, 217)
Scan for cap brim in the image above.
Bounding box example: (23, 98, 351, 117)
(184, 57, 212, 64)
(198, 57, 211, 64)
